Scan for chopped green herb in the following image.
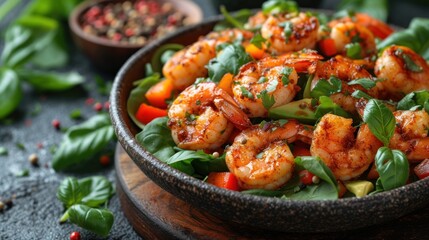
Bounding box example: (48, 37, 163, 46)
(185, 112, 197, 122)
(31, 103, 42, 116)
(69, 109, 82, 120)
(395, 49, 423, 72)
(196, 100, 201, 106)
(258, 76, 268, 83)
(347, 78, 378, 90)
(256, 151, 264, 159)
(258, 90, 276, 109)
(281, 67, 293, 85)
(250, 33, 266, 49)
(240, 86, 254, 99)
(345, 42, 362, 59)
(16, 142, 25, 150)
(279, 21, 294, 41)
(266, 79, 279, 93)
(0, 147, 8, 156)
(310, 76, 342, 98)
(15, 169, 29, 177)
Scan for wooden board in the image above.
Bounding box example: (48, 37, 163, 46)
(115, 144, 429, 239)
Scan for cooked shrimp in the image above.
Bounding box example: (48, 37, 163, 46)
(261, 12, 319, 54)
(329, 21, 376, 58)
(374, 45, 429, 100)
(232, 50, 322, 117)
(310, 114, 383, 180)
(163, 29, 254, 91)
(168, 82, 251, 150)
(390, 110, 429, 162)
(328, 12, 394, 40)
(245, 11, 268, 30)
(312, 55, 380, 113)
(226, 120, 312, 190)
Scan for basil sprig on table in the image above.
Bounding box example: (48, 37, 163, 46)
(52, 114, 116, 171)
(0, 0, 85, 119)
(57, 176, 115, 237)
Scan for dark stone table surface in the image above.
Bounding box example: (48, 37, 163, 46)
(1, 1, 428, 239)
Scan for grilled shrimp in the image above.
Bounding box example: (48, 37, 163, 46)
(226, 120, 312, 190)
(233, 50, 323, 117)
(163, 29, 254, 91)
(311, 114, 383, 180)
(168, 82, 251, 150)
(329, 21, 376, 58)
(374, 45, 429, 100)
(312, 55, 380, 113)
(261, 12, 319, 54)
(390, 110, 429, 162)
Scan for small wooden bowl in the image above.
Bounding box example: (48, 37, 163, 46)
(69, 0, 203, 73)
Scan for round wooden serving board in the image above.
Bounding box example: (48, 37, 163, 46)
(115, 144, 429, 239)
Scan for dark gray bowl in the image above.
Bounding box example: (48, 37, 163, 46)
(110, 15, 429, 232)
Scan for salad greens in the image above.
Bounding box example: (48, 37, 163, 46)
(337, 0, 388, 21)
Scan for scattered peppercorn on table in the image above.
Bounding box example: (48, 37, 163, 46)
(1, 0, 429, 239)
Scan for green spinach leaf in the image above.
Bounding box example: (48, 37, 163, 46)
(363, 99, 395, 146)
(17, 69, 83, 91)
(167, 150, 228, 176)
(127, 73, 161, 129)
(374, 147, 409, 191)
(68, 204, 114, 237)
(207, 44, 253, 83)
(135, 117, 176, 161)
(286, 181, 338, 200)
(52, 114, 116, 171)
(0, 68, 22, 119)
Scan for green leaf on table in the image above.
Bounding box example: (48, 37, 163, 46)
(1, 16, 58, 69)
(17, 69, 84, 91)
(135, 117, 176, 161)
(207, 44, 253, 83)
(0, 0, 22, 23)
(0, 68, 22, 119)
(68, 204, 114, 237)
(378, 18, 429, 60)
(23, 0, 82, 20)
(337, 0, 388, 21)
(0, 147, 8, 156)
(57, 177, 83, 209)
(78, 176, 115, 207)
(363, 99, 395, 146)
(52, 114, 116, 171)
(127, 73, 161, 129)
(374, 147, 409, 191)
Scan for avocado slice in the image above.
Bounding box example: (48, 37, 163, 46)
(268, 98, 317, 124)
(345, 180, 374, 197)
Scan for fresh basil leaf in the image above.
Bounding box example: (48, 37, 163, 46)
(167, 150, 210, 165)
(397, 90, 429, 112)
(315, 96, 349, 119)
(351, 90, 373, 100)
(52, 114, 116, 171)
(363, 99, 395, 146)
(23, 0, 82, 19)
(0, 146, 8, 156)
(68, 204, 114, 237)
(280, 67, 293, 85)
(310, 76, 342, 99)
(337, 0, 388, 21)
(135, 117, 176, 161)
(57, 177, 83, 209)
(78, 176, 114, 207)
(207, 44, 252, 83)
(295, 156, 338, 189)
(166, 150, 228, 176)
(286, 181, 338, 200)
(375, 147, 409, 191)
(262, 0, 298, 15)
(347, 78, 377, 90)
(1, 16, 58, 68)
(29, 25, 68, 68)
(378, 18, 429, 60)
(0, 68, 22, 119)
(17, 69, 84, 91)
(0, 0, 21, 22)
(127, 73, 161, 129)
(240, 86, 254, 99)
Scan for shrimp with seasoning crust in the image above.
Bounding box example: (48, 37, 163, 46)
(310, 114, 383, 180)
(226, 120, 312, 190)
(167, 82, 251, 151)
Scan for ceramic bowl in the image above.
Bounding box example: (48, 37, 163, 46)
(69, 0, 203, 73)
(110, 15, 429, 232)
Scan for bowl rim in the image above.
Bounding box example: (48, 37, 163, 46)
(69, 0, 203, 49)
(110, 12, 429, 232)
